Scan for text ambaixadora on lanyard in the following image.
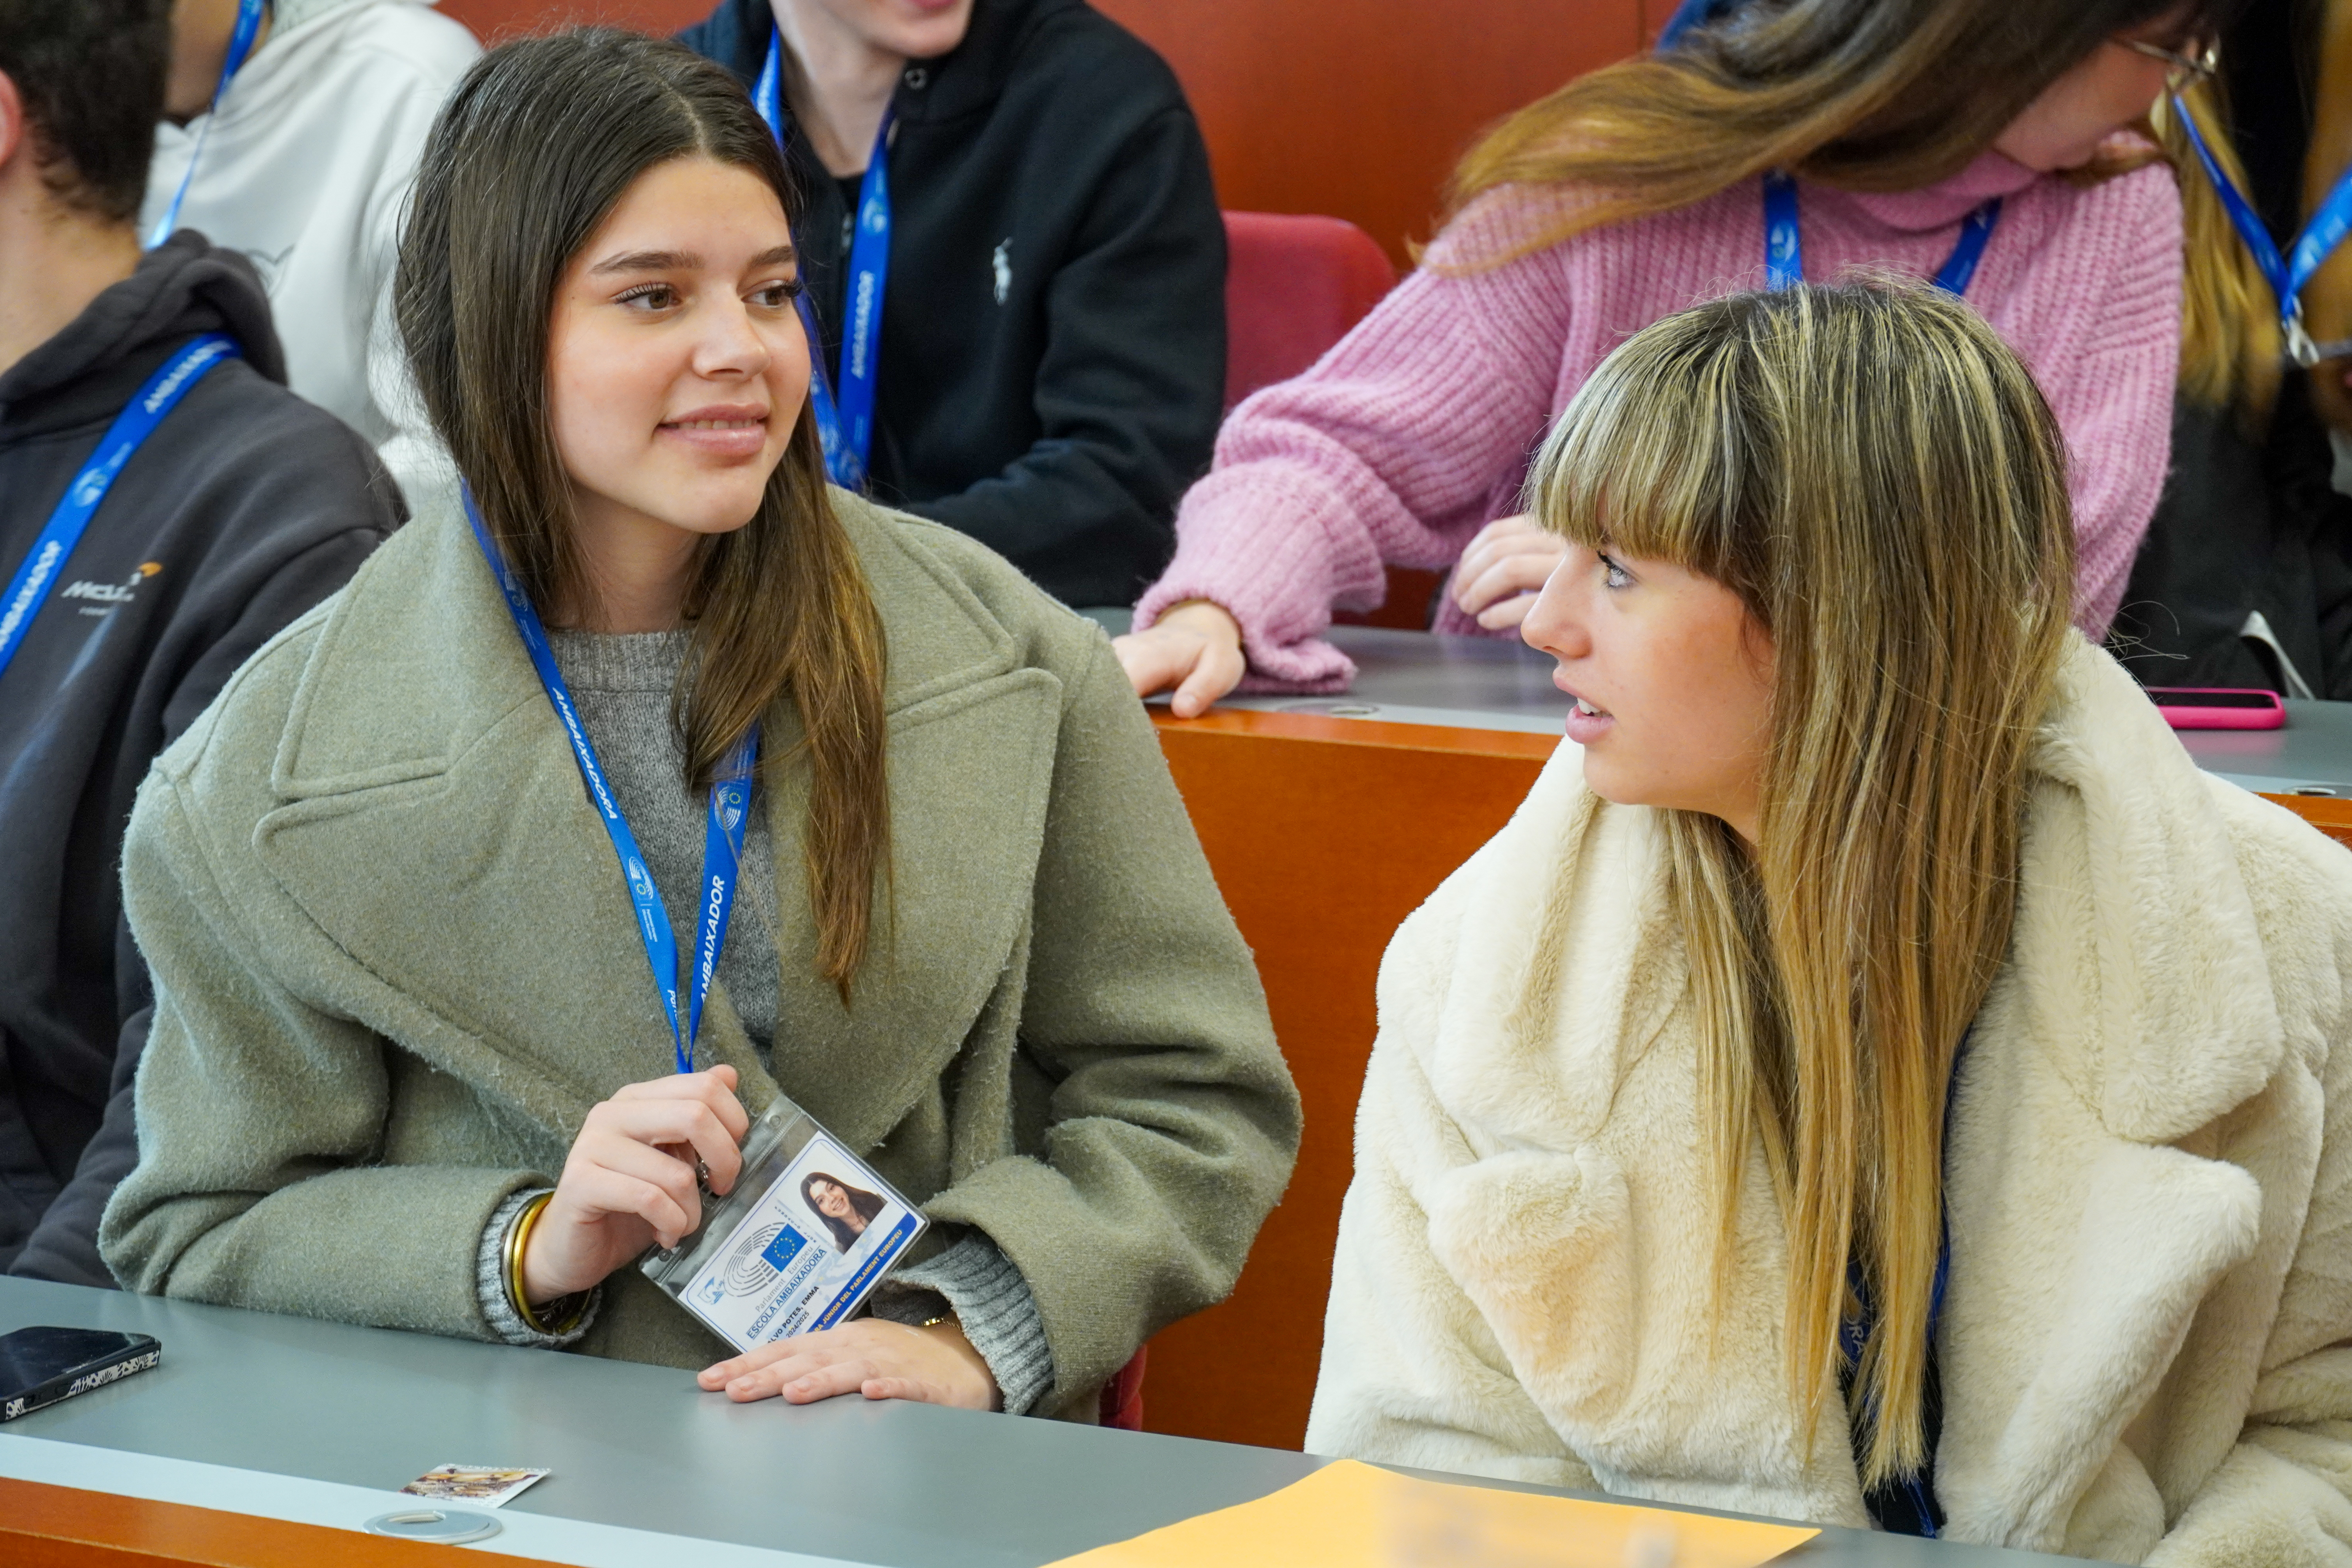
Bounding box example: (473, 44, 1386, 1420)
(147, 0, 267, 248)
(2172, 95, 2352, 367)
(752, 25, 893, 492)
(0, 336, 241, 685)
(461, 487, 757, 1078)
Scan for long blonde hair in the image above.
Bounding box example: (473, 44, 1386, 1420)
(1527, 278, 2074, 1486)
(1446, 0, 2254, 406)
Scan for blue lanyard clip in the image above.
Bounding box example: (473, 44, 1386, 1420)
(2286, 303, 2321, 370)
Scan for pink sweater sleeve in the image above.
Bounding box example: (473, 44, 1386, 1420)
(1134, 197, 1578, 690)
(2022, 165, 2183, 637)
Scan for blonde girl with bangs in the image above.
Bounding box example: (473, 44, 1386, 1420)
(1119, 0, 2241, 716)
(1308, 278, 2352, 1559)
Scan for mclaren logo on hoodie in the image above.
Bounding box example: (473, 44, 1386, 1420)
(62, 562, 163, 615)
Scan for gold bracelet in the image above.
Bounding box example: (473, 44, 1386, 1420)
(504, 1192, 584, 1337)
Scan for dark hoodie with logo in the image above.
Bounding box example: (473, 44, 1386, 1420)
(679, 0, 1225, 609)
(0, 232, 400, 1288)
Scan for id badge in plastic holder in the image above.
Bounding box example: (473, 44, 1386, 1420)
(641, 1095, 926, 1352)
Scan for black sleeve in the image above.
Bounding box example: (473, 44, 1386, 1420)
(157, 525, 392, 741)
(8, 524, 389, 1289)
(7, 1009, 147, 1289)
(904, 103, 1225, 605)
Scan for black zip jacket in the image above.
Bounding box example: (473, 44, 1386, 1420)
(0, 232, 399, 1287)
(681, 0, 1225, 608)
(2105, 4, 2352, 699)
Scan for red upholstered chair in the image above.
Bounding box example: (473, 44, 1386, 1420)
(1220, 211, 1440, 631)
(1099, 1345, 1148, 1431)
(1221, 210, 1396, 410)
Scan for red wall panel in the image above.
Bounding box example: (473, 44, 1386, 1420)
(1092, 0, 1644, 264)
(439, 0, 711, 38)
(431, 0, 1654, 264)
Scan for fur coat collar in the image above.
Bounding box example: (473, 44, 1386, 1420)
(1308, 638, 2352, 1563)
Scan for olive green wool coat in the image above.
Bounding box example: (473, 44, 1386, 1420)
(100, 494, 1300, 1421)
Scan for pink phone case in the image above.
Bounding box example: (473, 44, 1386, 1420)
(2146, 687, 2287, 731)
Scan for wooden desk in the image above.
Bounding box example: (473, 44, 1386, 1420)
(1131, 624, 2352, 1452)
(0, 1276, 2043, 1568)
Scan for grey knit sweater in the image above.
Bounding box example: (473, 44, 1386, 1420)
(474, 630, 1054, 1415)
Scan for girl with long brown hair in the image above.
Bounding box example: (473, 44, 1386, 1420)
(1308, 277, 2352, 1553)
(1119, 0, 2240, 715)
(100, 29, 1299, 1423)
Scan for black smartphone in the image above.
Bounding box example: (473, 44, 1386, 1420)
(0, 1326, 160, 1421)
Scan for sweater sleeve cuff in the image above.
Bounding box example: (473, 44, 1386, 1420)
(475, 1189, 600, 1349)
(871, 1233, 1054, 1417)
(1131, 583, 1357, 693)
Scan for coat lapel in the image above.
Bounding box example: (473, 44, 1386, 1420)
(246, 498, 1059, 1155)
(1410, 748, 1874, 1526)
(1935, 641, 2287, 1554)
(1410, 639, 2303, 1543)
(756, 514, 1063, 1146)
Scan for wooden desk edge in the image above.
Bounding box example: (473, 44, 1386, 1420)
(1151, 711, 2352, 847)
(1153, 706, 1560, 760)
(0, 1473, 554, 1568)
(2266, 790, 2352, 847)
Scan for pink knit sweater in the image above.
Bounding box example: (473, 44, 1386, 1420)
(1137, 154, 2185, 691)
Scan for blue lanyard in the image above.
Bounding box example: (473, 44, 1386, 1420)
(2171, 94, 2352, 367)
(147, 0, 267, 249)
(0, 334, 238, 683)
(1839, 1225, 1951, 1535)
(461, 488, 757, 1076)
(753, 28, 894, 492)
(1657, 0, 1740, 49)
(1837, 1028, 1971, 1538)
(1763, 172, 2002, 298)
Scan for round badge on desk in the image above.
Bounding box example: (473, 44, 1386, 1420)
(364, 1508, 503, 1544)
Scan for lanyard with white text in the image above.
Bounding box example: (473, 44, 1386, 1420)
(1763, 172, 2002, 298)
(148, 0, 267, 249)
(753, 27, 894, 492)
(461, 487, 757, 1076)
(0, 334, 239, 684)
(2172, 95, 2352, 367)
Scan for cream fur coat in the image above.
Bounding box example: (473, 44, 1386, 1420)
(1307, 639, 2352, 1563)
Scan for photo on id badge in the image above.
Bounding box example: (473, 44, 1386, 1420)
(685, 1131, 918, 1348)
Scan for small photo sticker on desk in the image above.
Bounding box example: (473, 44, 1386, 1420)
(400, 1464, 550, 1508)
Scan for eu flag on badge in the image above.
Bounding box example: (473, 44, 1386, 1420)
(761, 1225, 809, 1272)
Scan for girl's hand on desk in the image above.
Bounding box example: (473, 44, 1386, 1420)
(1114, 600, 1245, 718)
(700, 1316, 998, 1410)
(523, 1065, 749, 1303)
(1454, 514, 1567, 630)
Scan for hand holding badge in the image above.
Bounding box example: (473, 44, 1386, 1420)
(641, 1095, 926, 1351)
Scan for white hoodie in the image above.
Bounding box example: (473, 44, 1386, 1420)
(141, 0, 478, 506)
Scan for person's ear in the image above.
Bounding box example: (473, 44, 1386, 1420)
(1739, 608, 1777, 691)
(0, 71, 24, 174)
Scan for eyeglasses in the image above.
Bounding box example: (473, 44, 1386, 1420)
(2117, 36, 2220, 94)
